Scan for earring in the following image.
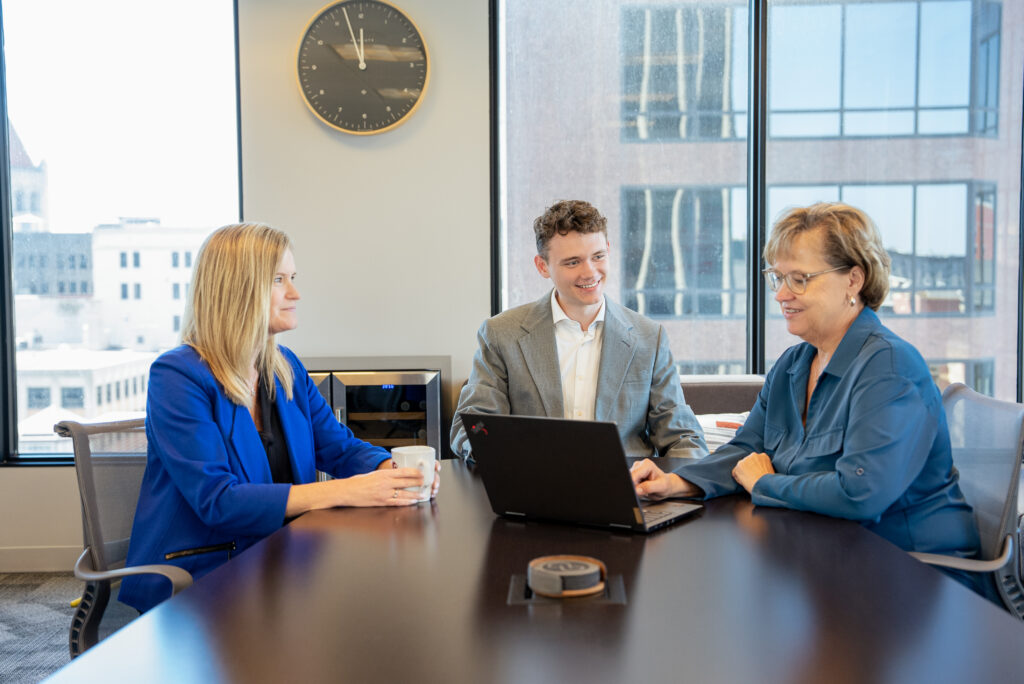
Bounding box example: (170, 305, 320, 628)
(849, 296, 857, 306)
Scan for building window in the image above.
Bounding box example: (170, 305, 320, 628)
(185, 251, 193, 267)
(172, 251, 180, 268)
(173, 283, 180, 299)
(69, 281, 77, 294)
(58, 281, 66, 294)
(115, 382, 121, 400)
(61, 387, 85, 409)
(173, 315, 181, 332)
(96, 386, 102, 406)
(133, 251, 140, 268)
(121, 283, 128, 299)
(621, 1, 999, 141)
(106, 384, 112, 403)
(929, 358, 995, 396)
(27, 387, 51, 409)
(81, 280, 88, 294)
(79, 254, 87, 268)
(622, 186, 746, 317)
(132, 377, 138, 395)
(120, 252, 127, 268)
(68, 254, 76, 269)
(621, 181, 995, 319)
(134, 283, 141, 299)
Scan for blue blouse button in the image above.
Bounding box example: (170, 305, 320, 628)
(855, 467, 865, 476)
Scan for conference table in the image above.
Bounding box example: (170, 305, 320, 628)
(49, 460, 1024, 683)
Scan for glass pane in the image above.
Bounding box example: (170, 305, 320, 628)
(844, 2, 917, 109)
(7, 1, 238, 455)
(919, 0, 972, 107)
(766, 0, 1020, 400)
(502, 0, 749, 375)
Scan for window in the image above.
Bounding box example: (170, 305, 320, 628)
(620, 1, 998, 141)
(499, 0, 1020, 403)
(2, 0, 239, 460)
(185, 251, 193, 267)
(173, 283, 180, 299)
(61, 387, 85, 409)
(172, 251, 180, 268)
(26, 387, 50, 409)
(173, 315, 181, 333)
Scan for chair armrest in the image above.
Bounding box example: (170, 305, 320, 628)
(74, 548, 193, 595)
(909, 535, 1013, 573)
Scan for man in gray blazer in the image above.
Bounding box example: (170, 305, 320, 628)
(451, 199, 707, 462)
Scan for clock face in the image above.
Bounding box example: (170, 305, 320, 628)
(297, 0, 429, 135)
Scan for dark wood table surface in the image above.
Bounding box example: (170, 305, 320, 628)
(49, 460, 1024, 683)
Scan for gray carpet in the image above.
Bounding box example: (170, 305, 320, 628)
(0, 572, 136, 683)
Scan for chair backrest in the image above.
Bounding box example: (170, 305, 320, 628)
(942, 383, 1024, 614)
(679, 374, 765, 415)
(54, 419, 147, 574)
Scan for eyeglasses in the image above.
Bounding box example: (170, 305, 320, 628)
(762, 266, 848, 294)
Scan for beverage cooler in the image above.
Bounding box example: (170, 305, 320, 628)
(308, 370, 442, 456)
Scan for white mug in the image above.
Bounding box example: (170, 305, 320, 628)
(391, 445, 435, 502)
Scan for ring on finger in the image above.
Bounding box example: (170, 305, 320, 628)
(392, 489, 398, 499)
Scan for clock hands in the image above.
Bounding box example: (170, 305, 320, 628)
(342, 7, 367, 70)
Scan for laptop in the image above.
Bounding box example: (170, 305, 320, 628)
(460, 412, 702, 533)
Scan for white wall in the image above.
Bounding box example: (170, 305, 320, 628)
(0, 0, 491, 571)
(238, 0, 490, 386)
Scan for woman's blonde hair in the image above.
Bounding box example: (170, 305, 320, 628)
(181, 223, 294, 405)
(763, 202, 892, 310)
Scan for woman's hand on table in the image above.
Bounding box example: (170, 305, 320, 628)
(630, 459, 698, 500)
(342, 466, 423, 506)
(731, 452, 775, 494)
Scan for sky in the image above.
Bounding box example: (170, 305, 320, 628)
(3, 0, 239, 232)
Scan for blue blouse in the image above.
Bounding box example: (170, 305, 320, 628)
(678, 308, 980, 558)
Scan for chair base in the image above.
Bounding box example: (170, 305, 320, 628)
(69, 580, 110, 658)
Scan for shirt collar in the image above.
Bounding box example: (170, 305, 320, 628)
(550, 289, 605, 329)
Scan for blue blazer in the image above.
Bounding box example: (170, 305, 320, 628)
(119, 345, 389, 613)
(677, 308, 980, 559)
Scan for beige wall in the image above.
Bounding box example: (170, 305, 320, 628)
(0, 0, 491, 571)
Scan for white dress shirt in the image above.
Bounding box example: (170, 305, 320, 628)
(550, 290, 605, 420)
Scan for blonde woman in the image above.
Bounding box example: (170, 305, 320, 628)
(120, 223, 435, 613)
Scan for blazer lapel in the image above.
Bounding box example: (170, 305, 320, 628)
(227, 401, 267, 483)
(517, 293, 564, 418)
(595, 299, 637, 422)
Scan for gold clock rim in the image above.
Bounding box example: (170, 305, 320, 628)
(295, 0, 431, 136)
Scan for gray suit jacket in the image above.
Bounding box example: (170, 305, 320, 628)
(451, 292, 707, 461)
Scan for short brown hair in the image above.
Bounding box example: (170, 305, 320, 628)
(763, 202, 891, 310)
(533, 200, 608, 259)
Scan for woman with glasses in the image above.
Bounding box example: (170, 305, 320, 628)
(631, 202, 982, 590)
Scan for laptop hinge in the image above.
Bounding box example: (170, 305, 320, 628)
(504, 511, 526, 517)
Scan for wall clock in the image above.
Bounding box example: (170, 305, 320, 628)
(297, 0, 429, 135)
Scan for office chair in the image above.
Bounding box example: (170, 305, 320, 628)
(54, 418, 193, 657)
(908, 383, 1024, 618)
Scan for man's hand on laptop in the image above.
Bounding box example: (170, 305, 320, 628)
(631, 459, 702, 500)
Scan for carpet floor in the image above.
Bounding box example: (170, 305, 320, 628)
(0, 572, 136, 683)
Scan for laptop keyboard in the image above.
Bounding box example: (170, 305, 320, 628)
(641, 506, 675, 526)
